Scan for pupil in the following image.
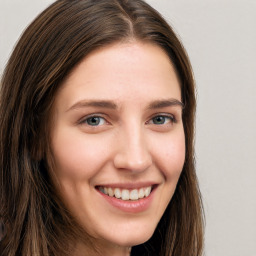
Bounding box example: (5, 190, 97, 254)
(154, 116, 164, 124)
(89, 117, 100, 125)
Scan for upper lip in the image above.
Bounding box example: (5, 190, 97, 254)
(95, 182, 158, 190)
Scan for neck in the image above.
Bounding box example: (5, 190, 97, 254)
(73, 240, 131, 256)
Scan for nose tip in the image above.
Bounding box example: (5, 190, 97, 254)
(113, 140, 152, 173)
(114, 153, 152, 173)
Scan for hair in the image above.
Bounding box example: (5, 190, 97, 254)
(0, 0, 204, 255)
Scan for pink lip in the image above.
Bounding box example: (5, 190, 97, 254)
(96, 185, 157, 213)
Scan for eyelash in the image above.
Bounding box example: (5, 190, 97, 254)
(147, 114, 177, 125)
(79, 113, 177, 127)
(79, 115, 107, 126)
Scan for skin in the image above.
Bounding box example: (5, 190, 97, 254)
(50, 41, 185, 256)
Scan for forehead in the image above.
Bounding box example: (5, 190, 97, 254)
(55, 41, 181, 110)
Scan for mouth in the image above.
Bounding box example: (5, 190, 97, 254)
(96, 185, 155, 201)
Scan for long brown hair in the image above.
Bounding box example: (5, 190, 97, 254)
(0, 0, 204, 255)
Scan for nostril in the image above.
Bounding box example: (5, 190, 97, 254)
(113, 153, 152, 172)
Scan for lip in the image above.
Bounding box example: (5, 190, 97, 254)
(95, 183, 157, 213)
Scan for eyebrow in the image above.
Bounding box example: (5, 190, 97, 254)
(147, 99, 184, 109)
(66, 100, 117, 112)
(66, 98, 184, 112)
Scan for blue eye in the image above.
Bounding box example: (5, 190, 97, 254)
(84, 116, 105, 126)
(151, 115, 174, 125)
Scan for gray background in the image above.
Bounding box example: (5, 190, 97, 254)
(1, 0, 255, 255)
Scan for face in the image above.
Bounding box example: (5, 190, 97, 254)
(51, 42, 185, 251)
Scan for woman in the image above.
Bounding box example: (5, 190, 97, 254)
(0, 0, 204, 255)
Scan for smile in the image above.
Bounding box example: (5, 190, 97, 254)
(97, 186, 153, 201)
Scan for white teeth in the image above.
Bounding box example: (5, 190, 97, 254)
(114, 188, 121, 199)
(138, 188, 144, 199)
(144, 187, 152, 197)
(121, 189, 130, 200)
(130, 189, 139, 200)
(99, 186, 153, 201)
(108, 187, 114, 197)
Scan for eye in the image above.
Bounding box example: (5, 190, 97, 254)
(149, 115, 175, 125)
(82, 116, 106, 126)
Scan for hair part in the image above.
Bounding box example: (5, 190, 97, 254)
(0, 0, 204, 255)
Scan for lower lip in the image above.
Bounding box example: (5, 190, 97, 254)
(97, 188, 156, 213)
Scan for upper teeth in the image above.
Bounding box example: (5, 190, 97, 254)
(98, 186, 152, 201)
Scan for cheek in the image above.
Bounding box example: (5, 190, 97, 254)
(152, 130, 185, 179)
(51, 128, 110, 181)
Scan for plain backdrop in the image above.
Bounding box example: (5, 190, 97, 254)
(1, 1, 256, 255)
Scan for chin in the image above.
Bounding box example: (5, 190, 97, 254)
(99, 225, 156, 248)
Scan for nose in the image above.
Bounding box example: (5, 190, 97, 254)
(113, 125, 152, 173)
